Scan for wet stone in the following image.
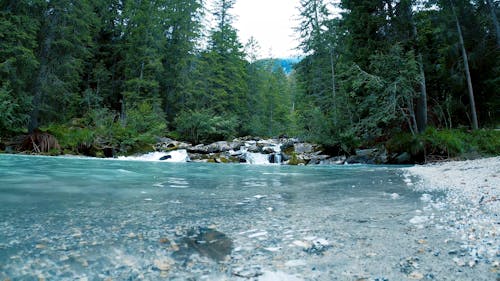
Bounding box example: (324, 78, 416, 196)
(231, 266, 263, 278)
(153, 258, 173, 271)
(172, 227, 233, 262)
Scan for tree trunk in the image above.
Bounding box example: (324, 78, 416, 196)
(413, 15, 428, 133)
(329, 47, 337, 124)
(486, 0, 500, 47)
(120, 95, 127, 126)
(451, 1, 479, 129)
(29, 19, 54, 133)
(415, 52, 428, 133)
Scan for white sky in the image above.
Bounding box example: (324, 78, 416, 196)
(232, 0, 302, 59)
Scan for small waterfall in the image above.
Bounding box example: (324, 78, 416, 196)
(268, 153, 282, 164)
(245, 152, 271, 165)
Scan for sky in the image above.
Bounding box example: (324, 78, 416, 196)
(231, 0, 302, 59)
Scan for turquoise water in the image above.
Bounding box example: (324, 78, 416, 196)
(0, 154, 493, 280)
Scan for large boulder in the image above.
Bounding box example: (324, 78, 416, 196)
(346, 147, 389, 164)
(320, 156, 346, 165)
(394, 152, 412, 164)
(188, 141, 242, 154)
(155, 138, 191, 152)
(207, 141, 242, 153)
(306, 154, 331, 165)
(188, 144, 210, 154)
(294, 143, 314, 154)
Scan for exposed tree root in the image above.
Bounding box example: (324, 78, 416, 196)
(21, 129, 61, 154)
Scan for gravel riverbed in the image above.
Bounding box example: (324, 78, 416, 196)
(403, 157, 500, 278)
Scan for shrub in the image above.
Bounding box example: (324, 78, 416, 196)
(387, 127, 500, 162)
(174, 109, 237, 144)
(0, 83, 31, 136)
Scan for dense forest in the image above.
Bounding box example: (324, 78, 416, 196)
(0, 0, 499, 158)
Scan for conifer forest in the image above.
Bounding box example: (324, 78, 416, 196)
(1, 0, 499, 157)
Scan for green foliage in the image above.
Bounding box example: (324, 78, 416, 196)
(43, 124, 94, 153)
(43, 103, 166, 155)
(387, 128, 500, 160)
(91, 103, 166, 154)
(468, 130, 500, 156)
(174, 110, 237, 144)
(126, 102, 166, 136)
(0, 83, 31, 136)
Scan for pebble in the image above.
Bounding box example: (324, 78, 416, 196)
(453, 257, 466, 267)
(153, 258, 173, 271)
(292, 240, 310, 248)
(248, 231, 268, 238)
(390, 193, 400, 199)
(284, 259, 307, 267)
(159, 237, 170, 244)
(408, 272, 424, 280)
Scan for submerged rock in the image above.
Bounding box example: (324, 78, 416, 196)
(173, 227, 233, 262)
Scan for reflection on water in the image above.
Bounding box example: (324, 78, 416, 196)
(0, 154, 494, 280)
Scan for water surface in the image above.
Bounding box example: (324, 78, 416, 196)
(0, 154, 493, 280)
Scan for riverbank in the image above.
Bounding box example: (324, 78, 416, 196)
(2, 128, 499, 165)
(403, 157, 500, 268)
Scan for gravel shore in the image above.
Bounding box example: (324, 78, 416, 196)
(404, 157, 500, 268)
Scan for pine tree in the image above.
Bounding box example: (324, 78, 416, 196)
(120, 0, 167, 123)
(202, 0, 248, 117)
(0, 1, 39, 134)
(28, 0, 97, 132)
(161, 0, 204, 123)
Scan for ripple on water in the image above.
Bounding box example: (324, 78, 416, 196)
(1, 155, 498, 281)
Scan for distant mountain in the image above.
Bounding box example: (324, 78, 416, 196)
(275, 57, 301, 74)
(254, 57, 302, 75)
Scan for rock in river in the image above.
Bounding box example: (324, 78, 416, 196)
(173, 227, 233, 262)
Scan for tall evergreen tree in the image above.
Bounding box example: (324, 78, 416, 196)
(161, 0, 204, 123)
(202, 0, 248, 117)
(120, 0, 167, 124)
(28, 0, 97, 132)
(0, 1, 39, 134)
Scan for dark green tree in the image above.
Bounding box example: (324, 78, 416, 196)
(161, 0, 204, 123)
(200, 0, 248, 119)
(28, 0, 97, 132)
(0, 1, 39, 135)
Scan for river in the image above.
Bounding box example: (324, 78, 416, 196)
(0, 154, 495, 280)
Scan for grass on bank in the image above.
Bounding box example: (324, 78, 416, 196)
(387, 128, 500, 162)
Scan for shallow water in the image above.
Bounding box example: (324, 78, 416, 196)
(0, 154, 495, 280)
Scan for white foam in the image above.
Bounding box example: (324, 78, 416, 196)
(259, 271, 304, 281)
(409, 216, 428, 224)
(118, 150, 190, 162)
(245, 152, 271, 165)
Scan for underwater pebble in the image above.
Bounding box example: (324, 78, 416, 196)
(153, 258, 173, 271)
(408, 272, 424, 279)
(248, 231, 268, 238)
(390, 193, 400, 199)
